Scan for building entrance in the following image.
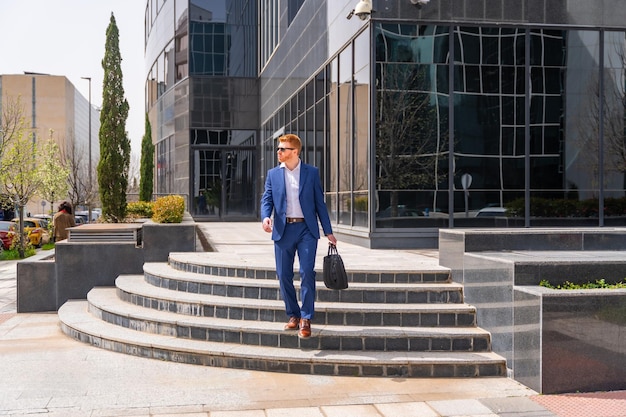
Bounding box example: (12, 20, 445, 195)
(192, 148, 256, 219)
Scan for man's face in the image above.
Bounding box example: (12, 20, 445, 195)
(277, 141, 298, 163)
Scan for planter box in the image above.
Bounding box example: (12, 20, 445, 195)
(459, 248, 626, 394)
(515, 286, 626, 394)
(16, 215, 197, 312)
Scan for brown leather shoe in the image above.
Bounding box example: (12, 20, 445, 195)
(298, 318, 311, 339)
(284, 316, 300, 331)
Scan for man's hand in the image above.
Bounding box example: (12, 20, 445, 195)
(262, 217, 273, 233)
(327, 233, 337, 245)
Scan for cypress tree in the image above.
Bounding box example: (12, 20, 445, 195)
(98, 13, 130, 222)
(139, 113, 154, 202)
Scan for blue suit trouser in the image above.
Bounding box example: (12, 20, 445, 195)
(274, 222, 318, 320)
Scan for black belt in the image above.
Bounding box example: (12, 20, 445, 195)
(286, 217, 305, 223)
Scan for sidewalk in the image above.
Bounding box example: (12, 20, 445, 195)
(0, 224, 624, 416)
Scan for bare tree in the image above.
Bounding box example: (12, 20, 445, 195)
(0, 95, 25, 218)
(0, 95, 24, 159)
(58, 129, 99, 212)
(127, 151, 140, 195)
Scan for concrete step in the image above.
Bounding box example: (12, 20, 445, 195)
(167, 253, 451, 284)
(116, 275, 478, 327)
(144, 262, 465, 304)
(59, 300, 507, 378)
(89, 288, 492, 352)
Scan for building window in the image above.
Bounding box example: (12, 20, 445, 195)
(287, 0, 304, 26)
(260, 0, 279, 69)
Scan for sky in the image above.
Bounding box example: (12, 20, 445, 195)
(0, 0, 146, 154)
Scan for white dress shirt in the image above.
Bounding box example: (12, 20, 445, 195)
(281, 160, 305, 218)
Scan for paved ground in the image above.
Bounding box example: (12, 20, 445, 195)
(0, 223, 624, 417)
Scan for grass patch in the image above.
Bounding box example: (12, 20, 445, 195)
(539, 278, 626, 289)
(0, 248, 37, 260)
(41, 242, 55, 251)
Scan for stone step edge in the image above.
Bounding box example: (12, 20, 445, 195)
(165, 255, 451, 284)
(145, 262, 462, 291)
(59, 301, 507, 378)
(89, 287, 491, 338)
(144, 264, 465, 305)
(116, 275, 478, 314)
(167, 253, 450, 274)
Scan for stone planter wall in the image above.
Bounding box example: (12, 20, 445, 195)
(16, 215, 197, 312)
(440, 228, 626, 394)
(515, 286, 626, 394)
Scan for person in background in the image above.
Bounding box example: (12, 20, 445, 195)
(53, 201, 76, 242)
(260, 133, 337, 339)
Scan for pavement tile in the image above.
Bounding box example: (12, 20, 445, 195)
(480, 397, 555, 415)
(320, 404, 383, 417)
(427, 399, 494, 416)
(531, 391, 626, 417)
(209, 410, 266, 417)
(265, 406, 326, 417)
(374, 401, 440, 416)
(152, 413, 209, 417)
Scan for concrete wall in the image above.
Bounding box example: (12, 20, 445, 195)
(16, 218, 197, 312)
(441, 229, 626, 393)
(16, 255, 56, 313)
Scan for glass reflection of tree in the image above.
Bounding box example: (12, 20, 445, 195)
(376, 62, 447, 217)
(575, 36, 626, 193)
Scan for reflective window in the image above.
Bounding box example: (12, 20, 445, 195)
(375, 24, 450, 228)
(287, 0, 304, 26)
(260, 0, 280, 68)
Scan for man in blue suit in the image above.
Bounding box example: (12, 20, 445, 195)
(261, 133, 337, 339)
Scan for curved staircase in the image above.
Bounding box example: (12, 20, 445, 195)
(59, 251, 506, 377)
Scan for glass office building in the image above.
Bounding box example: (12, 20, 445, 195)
(146, 0, 626, 248)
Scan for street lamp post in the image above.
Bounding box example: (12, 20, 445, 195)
(81, 76, 92, 222)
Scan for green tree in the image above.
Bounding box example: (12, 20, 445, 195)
(139, 113, 154, 201)
(0, 109, 66, 257)
(38, 130, 70, 215)
(98, 13, 130, 222)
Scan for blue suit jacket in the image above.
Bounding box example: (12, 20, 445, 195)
(261, 162, 333, 241)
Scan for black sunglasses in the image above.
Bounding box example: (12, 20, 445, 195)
(277, 147, 295, 152)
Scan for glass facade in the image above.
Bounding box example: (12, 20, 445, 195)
(147, 0, 626, 248)
(146, 0, 258, 219)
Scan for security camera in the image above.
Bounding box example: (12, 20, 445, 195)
(347, 0, 373, 20)
(410, 0, 430, 5)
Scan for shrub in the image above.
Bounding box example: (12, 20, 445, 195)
(506, 196, 626, 218)
(354, 196, 368, 212)
(539, 278, 626, 289)
(151, 195, 185, 223)
(127, 201, 154, 218)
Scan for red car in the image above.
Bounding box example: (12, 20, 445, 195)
(0, 220, 14, 250)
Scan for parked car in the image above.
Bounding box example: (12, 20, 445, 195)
(76, 210, 100, 223)
(74, 215, 88, 226)
(33, 214, 52, 221)
(475, 207, 508, 217)
(11, 217, 51, 247)
(0, 221, 14, 250)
